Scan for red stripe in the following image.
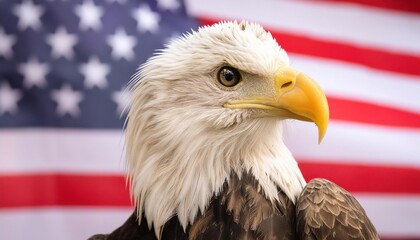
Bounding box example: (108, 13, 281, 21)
(200, 18, 420, 77)
(0, 174, 130, 208)
(299, 161, 420, 194)
(328, 96, 420, 128)
(316, 0, 420, 14)
(1, 163, 420, 208)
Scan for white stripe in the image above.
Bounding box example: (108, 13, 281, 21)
(356, 194, 420, 238)
(185, 0, 420, 55)
(0, 208, 132, 240)
(284, 121, 420, 167)
(0, 129, 125, 173)
(290, 54, 420, 114)
(1, 122, 419, 172)
(0, 196, 419, 239)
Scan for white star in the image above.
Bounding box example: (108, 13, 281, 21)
(132, 5, 160, 33)
(0, 82, 22, 115)
(19, 58, 50, 88)
(157, 0, 180, 12)
(51, 85, 83, 117)
(107, 28, 137, 60)
(74, 0, 104, 30)
(111, 87, 130, 115)
(0, 28, 16, 59)
(47, 27, 78, 59)
(12, 0, 44, 30)
(79, 57, 110, 89)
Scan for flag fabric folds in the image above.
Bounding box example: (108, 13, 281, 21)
(0, 0, 419, 239)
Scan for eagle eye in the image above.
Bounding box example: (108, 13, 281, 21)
(217, 67, 241, 87)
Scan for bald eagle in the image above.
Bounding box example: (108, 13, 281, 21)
(89, 21, 378, 240)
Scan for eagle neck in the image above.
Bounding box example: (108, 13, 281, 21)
(127, 115, 306, 238)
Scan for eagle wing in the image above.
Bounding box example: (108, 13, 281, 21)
(296, 178, 379, 240)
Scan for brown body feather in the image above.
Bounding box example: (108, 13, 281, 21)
(189, 172, 296, 240)
(88, 175, 378, 240)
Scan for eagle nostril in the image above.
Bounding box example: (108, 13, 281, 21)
(281, 81, 293, 89)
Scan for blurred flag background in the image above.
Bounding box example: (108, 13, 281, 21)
(0, 0, 419, 239)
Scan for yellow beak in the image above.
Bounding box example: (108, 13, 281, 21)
(224, 67, 329, 143)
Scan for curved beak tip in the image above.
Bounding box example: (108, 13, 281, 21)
(317, 123, 327, 144)
(316, 104, 329, 144)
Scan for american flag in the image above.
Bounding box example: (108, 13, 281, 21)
(0, 0, 419, 239)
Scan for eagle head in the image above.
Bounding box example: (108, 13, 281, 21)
(125, 21, 329, 236)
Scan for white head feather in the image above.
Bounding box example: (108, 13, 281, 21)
(125, 21, 306, 237)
